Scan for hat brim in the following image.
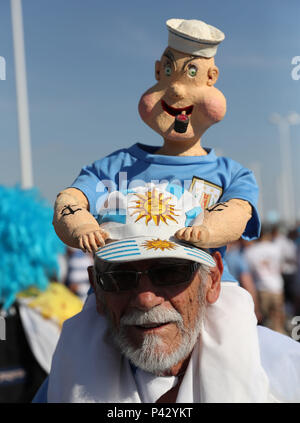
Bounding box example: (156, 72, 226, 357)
(95, 236, 216, 268)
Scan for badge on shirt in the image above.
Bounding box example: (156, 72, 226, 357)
(189, 176, 223, 209)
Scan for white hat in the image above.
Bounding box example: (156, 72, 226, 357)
(166, 18, 225, 58)
(94, 182, 216, 268)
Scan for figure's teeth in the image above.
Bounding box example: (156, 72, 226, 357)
(161, 100, 193, 117)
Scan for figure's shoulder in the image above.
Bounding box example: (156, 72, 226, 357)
(214, 152, 250, 173)
(92, 145, 136, 166)
(83, 145, 139, 177)
(207, 152, 256, 191)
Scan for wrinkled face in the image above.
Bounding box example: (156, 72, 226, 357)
(138, 47, 226, 142)
(95, 258, 214, 375)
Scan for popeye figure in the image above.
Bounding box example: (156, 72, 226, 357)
(53, 18, 259, 278)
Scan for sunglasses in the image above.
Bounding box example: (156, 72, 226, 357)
(95, 262, 200, 292)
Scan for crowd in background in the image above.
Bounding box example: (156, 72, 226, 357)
(226, 223, 300, 337)
(0, 186, 83, 403)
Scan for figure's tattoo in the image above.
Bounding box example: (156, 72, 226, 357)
(61, 204, 82, 217)
(207, 202, 228, 212)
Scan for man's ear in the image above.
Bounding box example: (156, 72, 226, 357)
(155, 60, 161, 81)
(207, 66, 219, 86)
(87, 265, 105, 315)
(205, 251, 222, 304)
(87, 265, 95, 289)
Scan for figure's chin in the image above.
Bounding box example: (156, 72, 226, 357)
(165, 130, 194, 141)
(145, 115, 192, 140)
(158, 124, 196, 142)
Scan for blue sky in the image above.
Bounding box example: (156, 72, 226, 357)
(1, 0, 300, 223)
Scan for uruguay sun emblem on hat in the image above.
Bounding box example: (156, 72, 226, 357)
(94, 182, 216, 268)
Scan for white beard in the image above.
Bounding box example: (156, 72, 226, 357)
(103, 284, 206, 376)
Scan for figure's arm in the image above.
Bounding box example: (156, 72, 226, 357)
(175, 199, 252, 248)
(52, 187, 109, 253)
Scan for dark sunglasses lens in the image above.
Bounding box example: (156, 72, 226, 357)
(99, 271, 137, 292)
(150, 264, 193, 286)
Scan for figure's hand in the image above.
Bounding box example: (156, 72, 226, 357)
(72, 224, 110, 253)
(175, 225, 210, 247)
(176, 199, 252, 248)
(53, 188, 110, 253)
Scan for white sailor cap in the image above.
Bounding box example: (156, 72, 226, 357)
(166, 18, 225, 58)
(94, 182, 216, 268)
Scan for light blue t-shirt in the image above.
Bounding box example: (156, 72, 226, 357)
(71, 143, 260, 282)
(226, 248, 250, 282)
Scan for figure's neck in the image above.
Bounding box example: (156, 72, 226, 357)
(156, 138, 207, 157)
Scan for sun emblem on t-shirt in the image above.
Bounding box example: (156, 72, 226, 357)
(141, 239, 177, 251)
(129, 188, 179, 226)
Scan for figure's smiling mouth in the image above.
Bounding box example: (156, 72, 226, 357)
(161, 100, 193, 117)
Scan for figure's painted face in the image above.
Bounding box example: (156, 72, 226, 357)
(138, 47, 226, 142)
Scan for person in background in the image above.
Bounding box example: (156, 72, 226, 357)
(0, 186, 83, 403)
(244, 225, 286, 334)
(226, 240, 262, 322)
(293, 226, 300, 318)
(271, 225, 298, 317)
(64, 247, 93, 302)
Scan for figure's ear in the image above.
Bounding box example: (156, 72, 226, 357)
(207, 66, 219, 86)
(205, 251, 222, 304)
(155, 60, 161, 81)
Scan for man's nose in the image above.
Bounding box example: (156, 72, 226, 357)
(129, 273, 165, 311)
(166, 82, 186, 100)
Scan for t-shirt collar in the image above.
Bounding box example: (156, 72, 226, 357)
(128, 143, 217, 165)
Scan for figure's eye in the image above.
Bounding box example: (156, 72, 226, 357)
(187, 65, 197, 77)
(164, 64, 172, 76)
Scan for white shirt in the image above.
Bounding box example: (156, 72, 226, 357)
(244, 241, 284, 294)
(45, 286, 300, 403)
(273, 234, 297, 275)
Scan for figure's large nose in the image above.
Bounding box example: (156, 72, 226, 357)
(166, 81, 186, 101)
(129, 273, 165, 311)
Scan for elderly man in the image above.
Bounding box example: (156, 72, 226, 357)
(34, 187, 300, 403)
(88, 254, 221, 403)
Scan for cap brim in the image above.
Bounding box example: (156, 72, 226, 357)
(95, 236, 216, 268)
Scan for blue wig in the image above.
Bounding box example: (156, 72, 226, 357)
(0, 185, 65, 310)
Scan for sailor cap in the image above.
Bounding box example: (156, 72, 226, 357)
(166, 18, 225, 58)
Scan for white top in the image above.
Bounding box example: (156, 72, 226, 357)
(46, 285, 300, 403)
(244, 241, 284, 294)
(166, 18, 225, 58)
(273, 234, 297, 275)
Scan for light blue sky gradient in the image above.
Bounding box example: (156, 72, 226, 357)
(1, 0, 300, 222)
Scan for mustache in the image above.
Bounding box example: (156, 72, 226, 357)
(120, 306, 183, 326)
